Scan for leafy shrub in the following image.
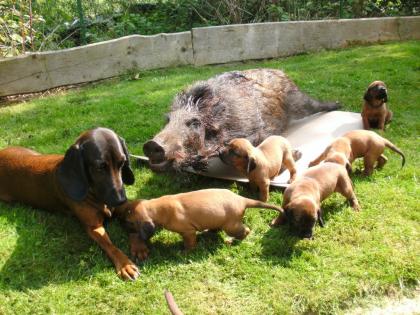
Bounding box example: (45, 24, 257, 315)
(0, 0, 45, 56)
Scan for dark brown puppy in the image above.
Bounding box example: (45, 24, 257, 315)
(117, 189, 283, 260)
(362, 81, 392, 131)
(220, 136, 297, 201)
(308, 130, 405, 176)
(0, 128, 138, 280)
(271, 163, 359, 239)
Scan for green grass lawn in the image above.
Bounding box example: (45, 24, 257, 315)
(0, 41, 419, 314)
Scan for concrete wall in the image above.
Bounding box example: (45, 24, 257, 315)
(0, 17, 419, 97)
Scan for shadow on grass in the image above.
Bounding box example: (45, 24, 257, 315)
(133, 166, 235, 199)
(136, 230, 226, 270)
(260, 199, 350, 265)
(0, 199, 225, 292)
(0, 203, 102, 291)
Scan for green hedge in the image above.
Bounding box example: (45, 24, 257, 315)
(1, 0, 418, 57)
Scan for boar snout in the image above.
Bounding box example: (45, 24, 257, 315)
(143, 140, 165, 164)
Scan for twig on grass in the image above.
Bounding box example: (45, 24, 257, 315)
(164, 290, 184, 315)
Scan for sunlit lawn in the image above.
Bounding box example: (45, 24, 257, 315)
(0, 40, 419, 314)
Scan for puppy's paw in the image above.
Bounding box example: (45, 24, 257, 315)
(181, 248, 194, 255)
(130, 238, 150, 262)
(362, 169, 373, 177)
(131, 246, 149, 262)
(103, 206, 113, 218)
(224, 238, 234, 245)
(117, 260, 140, 281)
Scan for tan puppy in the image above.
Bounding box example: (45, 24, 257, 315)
(117, 189, 283, 260)
(308, 130, 405, 176)
(220, 136, 297, 202)
(362, 81, 393, 131)
(271, 162, 359, 239)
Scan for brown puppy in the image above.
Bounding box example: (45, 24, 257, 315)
(0, 128, 139, 280)
(308, 130, 405, 176)
(271, 162, 359, 239)
(220, 136, 297, 201)
(117, 189, 283, 260)
(362, 81, 393, 131)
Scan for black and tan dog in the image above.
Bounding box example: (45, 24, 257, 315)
(362, 81, 392, 131)
(117, 189, 283, 260)
(308, 130, 405, 176)
(0, 127, 139, 280)
(220, 136, 297, 201)
(271, 162, 360, 239)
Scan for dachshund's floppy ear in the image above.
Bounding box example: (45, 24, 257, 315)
(57, 144, 89, 201)
(317, 209, 324, 227)
(246, 156, 256, 174)
(119, 137, 135, 185)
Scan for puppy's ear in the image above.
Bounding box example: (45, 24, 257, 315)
(292, 149, 302, 162)
(57, 144, 89, 201)
(345, 161, 353, 174)
(317, 209, 324, 227)
(246, 156, 256, 174)
(119, 137, 135, 185)
(364, 89, 373, 102)
(139, 221, 156, 240)
(284, 206, 293, 221)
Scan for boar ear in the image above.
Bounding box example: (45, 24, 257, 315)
(189, 84, 212, 108)
(246, 156, 256, 174)
(119, 137, 135, 185)
(317, 209, 324, 227)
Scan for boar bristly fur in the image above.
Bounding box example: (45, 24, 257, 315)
(143, 69, 340, 171)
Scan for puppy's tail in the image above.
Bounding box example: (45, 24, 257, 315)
(384, 139, 406, 167)
(244, 198, 284, 213)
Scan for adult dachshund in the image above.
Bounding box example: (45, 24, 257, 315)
(0, 127, 139, 280)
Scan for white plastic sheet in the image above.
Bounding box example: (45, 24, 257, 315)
(134, 111, 363, 188)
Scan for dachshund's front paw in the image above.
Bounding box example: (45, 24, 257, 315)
(117, 260, 139, 281)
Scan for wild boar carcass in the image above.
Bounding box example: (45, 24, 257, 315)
(143, 69, 340, 171)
